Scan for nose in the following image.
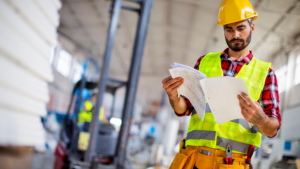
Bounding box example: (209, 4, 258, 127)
(233, 30, 240, 39)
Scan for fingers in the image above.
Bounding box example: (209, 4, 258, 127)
(239, 102, 250, 120)
(240, 92, 255, 106)
(162, 76, 172, 84)
(237, 94, 251, 111)
(163, 77, 183, 89)
(255, 102, 260, 106)
(170, 79, 184, 90)
(167, 80, 184, 94)
(164, 78, 184, 93)
(239, 94, 264, 124)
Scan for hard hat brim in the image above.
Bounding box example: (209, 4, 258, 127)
(217, 14, 258, 26)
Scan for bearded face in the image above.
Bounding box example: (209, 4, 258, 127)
(225, 31, 251, 52)
(224, 20, 253, 52)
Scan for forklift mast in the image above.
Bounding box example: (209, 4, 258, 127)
(84, 0, 154, 169)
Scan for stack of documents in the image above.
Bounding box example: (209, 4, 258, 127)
(170, 63, 207, 120)
(169, 63, 249, 124)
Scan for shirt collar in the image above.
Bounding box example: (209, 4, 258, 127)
(221, 48, 253, 65)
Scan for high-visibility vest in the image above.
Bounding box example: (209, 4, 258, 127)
(77, 101, 105, 125)
(77, 101, 93, 125)
(185, 52, 271, 154)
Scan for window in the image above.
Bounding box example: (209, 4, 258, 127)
(275, 65, 287, 93)
(56, 49, 72, 77)
(294, 54, 300, 85)
(72, 61, 83, 83)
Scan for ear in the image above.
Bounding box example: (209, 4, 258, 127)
(251, 23, 255, 33)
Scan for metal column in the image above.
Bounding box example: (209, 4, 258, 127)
(85, 0, 123, 162)
(116, 0, 154, 168)
(110, 90, 117, 117)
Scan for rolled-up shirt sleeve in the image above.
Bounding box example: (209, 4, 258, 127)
(174, 95, 195, 117)
(258, 68, 281, 138)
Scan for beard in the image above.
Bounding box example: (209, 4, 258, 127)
(226, 32, 251, 52)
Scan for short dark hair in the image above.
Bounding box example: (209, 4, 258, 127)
(247, 18, 253, 26)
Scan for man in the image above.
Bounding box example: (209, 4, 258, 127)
(162, 0, 281, 168)
(77, 92, 96, 126)
(77, 91, 108, 127)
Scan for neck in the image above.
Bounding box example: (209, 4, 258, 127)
(228, 47, 250, 60)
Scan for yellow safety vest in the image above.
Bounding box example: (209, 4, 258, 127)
(77, 101, 105, 125)
(185, 52, 271, 154)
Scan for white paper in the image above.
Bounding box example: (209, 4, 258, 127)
(172, 63, 206, 77)
(169, 67, 206, 119)
(200, 77, 249, 124)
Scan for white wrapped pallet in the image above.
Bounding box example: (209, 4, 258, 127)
(0, 0, 61, 148)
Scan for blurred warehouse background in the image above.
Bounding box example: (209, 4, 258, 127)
(0, 0, 300, 169)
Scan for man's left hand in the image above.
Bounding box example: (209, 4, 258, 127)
(237, 92, 267, 125)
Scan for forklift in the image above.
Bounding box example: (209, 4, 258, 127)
(54, 0, 154, 168)
(53, 75, 126, 168)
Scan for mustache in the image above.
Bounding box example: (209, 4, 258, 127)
(230, 38, 244, 43)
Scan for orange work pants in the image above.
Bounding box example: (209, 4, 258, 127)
(169, 146, 250, 169)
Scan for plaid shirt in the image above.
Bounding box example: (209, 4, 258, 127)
(175, 48, 281, 137)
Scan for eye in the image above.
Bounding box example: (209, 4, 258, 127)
(238, 28, 245, 31)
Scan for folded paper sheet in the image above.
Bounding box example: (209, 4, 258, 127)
(169, 63, 206, 119)
(200, 77, 249, 124)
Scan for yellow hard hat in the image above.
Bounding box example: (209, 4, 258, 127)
(217, 0, 258, 26)
(84, 100, 93, 111)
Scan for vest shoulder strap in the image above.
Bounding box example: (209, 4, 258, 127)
(252, 57, 271, 69)
(236, 57, 271, 101)
(199, 52, 223, 78)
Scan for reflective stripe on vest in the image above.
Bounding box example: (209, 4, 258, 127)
(185, 52, 271, 154)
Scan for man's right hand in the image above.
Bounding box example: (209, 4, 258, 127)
(162, 76, 184, 98)
(162, 76, 187, 115)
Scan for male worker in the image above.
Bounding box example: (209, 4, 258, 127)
(162, 0, 281, 168)
(77, 90, 108, 127)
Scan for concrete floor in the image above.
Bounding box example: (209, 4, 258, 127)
(30, 150, 164, 169)
(30, 151, 147, 169)
(31, 151, 55, 169)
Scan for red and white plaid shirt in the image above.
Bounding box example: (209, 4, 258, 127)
(175, 48, 281, 137)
